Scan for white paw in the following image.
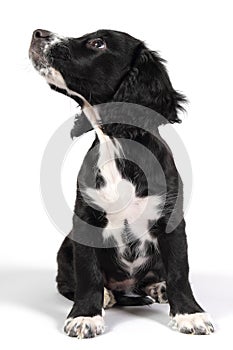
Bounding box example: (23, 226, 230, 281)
(64, 315, 105, 338)
(170, 312, 214, 335)
(145, 281, 168, 304)
(103, 287, 116, 309)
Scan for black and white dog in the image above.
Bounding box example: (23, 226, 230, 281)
(29, 29, 214, 338)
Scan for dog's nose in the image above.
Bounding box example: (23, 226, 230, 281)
(33, 29, 52, 40)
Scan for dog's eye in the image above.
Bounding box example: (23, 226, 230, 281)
(87, 38, 106, 50)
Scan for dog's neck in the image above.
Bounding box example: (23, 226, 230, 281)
(71, 104, 164, 140)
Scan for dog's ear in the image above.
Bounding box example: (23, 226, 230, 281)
(114, 44, 186, 123)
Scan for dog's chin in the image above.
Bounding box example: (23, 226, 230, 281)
(31, 60, 66, 90)
(42, 67, 67, 90)
(31, 60, 84, 106)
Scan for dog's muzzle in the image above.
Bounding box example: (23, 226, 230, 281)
(29, 29, 70, 91)
(29, 29, 53, 69)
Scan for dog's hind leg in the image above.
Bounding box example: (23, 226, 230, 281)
(56, 236, 75, 301)
(144, 281, 168, 304)
(57, 237, 117, 309)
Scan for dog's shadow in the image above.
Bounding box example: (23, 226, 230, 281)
(0, 267, 232, 332)
(110, 272, 233, 330)
(0, 267, 71, 331)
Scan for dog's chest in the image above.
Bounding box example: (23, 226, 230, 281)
(85, 136, 162, 274)
(114, 224, 158, 276)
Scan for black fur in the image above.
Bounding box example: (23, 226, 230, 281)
(29, 29, 213, 336)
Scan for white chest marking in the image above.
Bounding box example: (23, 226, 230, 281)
(120, 255, 149, 275)
(85, 136, 162, 267)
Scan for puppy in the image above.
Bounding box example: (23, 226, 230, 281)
(29, 29, 214, 338)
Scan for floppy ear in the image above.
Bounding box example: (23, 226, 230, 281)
(114, 44, 186, 123)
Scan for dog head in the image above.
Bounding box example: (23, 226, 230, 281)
(29, 29, 186, 123)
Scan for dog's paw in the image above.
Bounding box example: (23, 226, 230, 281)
(64, 315, 105, 338)
(170, 312, 214, 335)
(103, 287, 116, 309)
(145, 281, 168, 304)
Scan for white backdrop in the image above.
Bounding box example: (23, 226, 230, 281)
(1, 1, 233, 349)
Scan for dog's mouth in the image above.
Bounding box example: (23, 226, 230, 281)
(29, 29, 69, 91)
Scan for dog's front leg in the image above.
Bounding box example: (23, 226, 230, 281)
(64, 241, 105, 339)
(158, 219, 214, 335)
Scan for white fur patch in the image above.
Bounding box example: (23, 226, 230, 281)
(64, 315, 105, 338)
(145, 281, 167, 303)
(170, 312, 214, 335)
(40, 67, 67, 90)
(103, 288, 116, 308)
(120, 256, 149, 275)
(85, 137, 162, 235)
(43, 34, 66, 54)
